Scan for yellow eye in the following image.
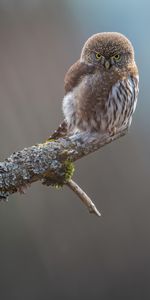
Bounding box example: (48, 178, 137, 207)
(95, 52, 102, 60)
(113, 54, 121, 61)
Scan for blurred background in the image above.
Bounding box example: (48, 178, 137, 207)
(0, 0, 149, 299)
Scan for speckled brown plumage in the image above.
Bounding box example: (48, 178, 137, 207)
(48, 32, 139, 140)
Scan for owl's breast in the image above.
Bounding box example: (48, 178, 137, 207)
(62, 69, 138, 133)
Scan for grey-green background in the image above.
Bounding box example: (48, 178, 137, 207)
(0, 1, 149, 299)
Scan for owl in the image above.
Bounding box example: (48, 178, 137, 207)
(48, 32, 139, 140)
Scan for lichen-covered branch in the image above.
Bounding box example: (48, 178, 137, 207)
(0, 126, 128, 200)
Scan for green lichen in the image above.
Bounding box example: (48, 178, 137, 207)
(37, 139, 55, 148)
(63, 160, 75, 183)
(46, 138, 55, 142)
(51, 160, 75, 189)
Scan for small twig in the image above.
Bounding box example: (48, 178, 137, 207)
(66, 179, 101, 217)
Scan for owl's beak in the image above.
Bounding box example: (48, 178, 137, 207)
(104, 60, 110, 70)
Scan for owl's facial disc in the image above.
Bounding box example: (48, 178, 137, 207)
(94, 51, 121, 70)
(84, 48, 122, 70)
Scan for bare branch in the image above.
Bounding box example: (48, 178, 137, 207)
(67, 179, 101, 216)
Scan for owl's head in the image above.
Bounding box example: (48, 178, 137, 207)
(80, 32, 135, 70)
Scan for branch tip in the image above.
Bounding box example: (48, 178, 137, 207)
(67, 179, 101, 217)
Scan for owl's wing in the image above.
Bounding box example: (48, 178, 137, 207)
(64, 60, 95, 94)
(47, 61, 95, 141)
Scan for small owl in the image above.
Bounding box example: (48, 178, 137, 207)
(49, 32, 139, 140)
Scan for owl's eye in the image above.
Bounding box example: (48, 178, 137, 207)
(95, 52, 102, 60)
(113, 54, 121, 61)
